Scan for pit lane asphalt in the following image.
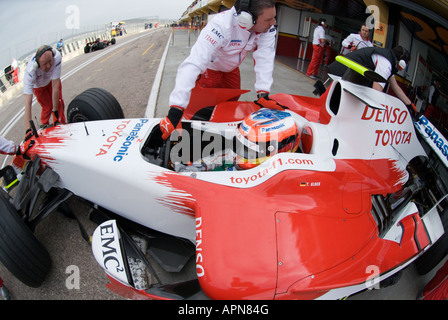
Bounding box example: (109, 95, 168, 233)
(0, 28, 171, 300)
(0, 27, 445, 300)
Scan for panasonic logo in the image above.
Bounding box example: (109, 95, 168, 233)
(114, 119, 148, 162)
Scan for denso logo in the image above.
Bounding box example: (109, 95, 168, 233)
(361, 105, 412, 147)
(361, 105, 408, 124)
(195, 217, 205, 277)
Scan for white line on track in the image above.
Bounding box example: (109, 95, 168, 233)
(0, 30, 158, 168)
(0, 30, 156, 138)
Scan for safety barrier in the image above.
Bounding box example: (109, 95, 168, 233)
(0, 22, 149, 107)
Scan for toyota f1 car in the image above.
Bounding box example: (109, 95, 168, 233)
(0, 61, 447, 300)
(84, 38, 116, 54)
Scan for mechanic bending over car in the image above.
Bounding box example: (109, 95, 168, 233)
(23, 45, 66, 134)
(160, 0, 278, 140)
(327, 46, 417, 117)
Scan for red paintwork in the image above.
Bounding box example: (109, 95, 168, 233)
(12, 126, 69, 170)
(183, 87, 250, 120)
(18, 83, 431, 300)
(99, 84, 431, 300)
(152, 156, 427, 299)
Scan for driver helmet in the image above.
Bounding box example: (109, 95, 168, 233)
(235, 108, 300, 169)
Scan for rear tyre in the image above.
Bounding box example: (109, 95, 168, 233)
(67, 87, 124, 123)
(0, 190, 52, 287)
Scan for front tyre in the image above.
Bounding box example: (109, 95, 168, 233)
(0, 190, 52, 287)
(67, 87, 124, 123)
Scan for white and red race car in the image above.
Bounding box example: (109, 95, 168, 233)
(0, 64, 447, 300)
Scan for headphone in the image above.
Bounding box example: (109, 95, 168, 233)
(395, 46, 409, 71)
(398, 60, 407, 71)
(236, 0, 255, 29)
(35, 45, 54, 67)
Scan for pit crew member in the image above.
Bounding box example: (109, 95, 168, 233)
(23, 45, 66, 133)
(340, 24, 373, 55)
(328, 46, 416, 116)
(160, 0, 277, 140)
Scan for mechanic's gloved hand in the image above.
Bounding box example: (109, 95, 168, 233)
(25, 128, 33, 141)
(52, 110, 60, 126)
(406, 103, 417, 120)
(160, 106, 184, 140)
(255, 92, 288, 110)
(14, 145, 22, 156)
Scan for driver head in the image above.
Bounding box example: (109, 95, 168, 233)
(235, 108, 300, 169)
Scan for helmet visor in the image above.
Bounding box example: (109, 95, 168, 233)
(235, 131, 278, 160)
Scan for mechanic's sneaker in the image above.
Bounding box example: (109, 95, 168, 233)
(1, 285, 11, 300)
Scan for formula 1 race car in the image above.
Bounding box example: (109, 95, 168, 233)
(84, 38, 116, 53)
(0, 60, 447, 300)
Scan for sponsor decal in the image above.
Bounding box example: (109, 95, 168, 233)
(415, 115, 448, 167)
(95, 119, 147, 161)
(361, 104, 408, 124)
(240, 122, 250, 133)
(204, 34, 217, 46)
(261, 123, 286, 133)
(252, 109, 291, 124)
(196, 217, 205, 277)
(361, 105, 412, 147)
(374, 129, 412, 146)
(114, 119, 148, 162)
(211, 28, 224, 39)
(230, 157, 314, 185)
(229, 39, 242, 47)
(98, 221, 125, 274)
(96, 120, 130, 157)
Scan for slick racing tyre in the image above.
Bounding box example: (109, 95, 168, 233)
(415, 207, 448, 275)
(67, 87, 125, 123)
(0, 190, 52, 288)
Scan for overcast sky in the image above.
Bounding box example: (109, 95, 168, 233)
(0, 0, 192, 67)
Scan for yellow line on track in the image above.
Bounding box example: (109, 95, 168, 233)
(142, 43, 154, 56)
(100, 47, 126, 63)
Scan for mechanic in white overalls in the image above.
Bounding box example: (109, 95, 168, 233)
(23, 45, 66, 133)
(160, 0, 277, 140)
(340, 24, 373, 56)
